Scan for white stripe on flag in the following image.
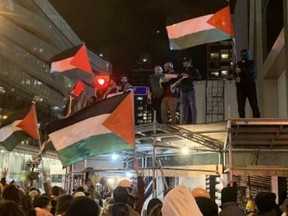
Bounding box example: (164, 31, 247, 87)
(0, 120, 22, 142)
(50, 57, 76, 73)
(166, 14, 214, 39)
(49, 114, 111, 151)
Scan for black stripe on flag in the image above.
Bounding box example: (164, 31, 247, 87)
(46, 93, 129, 134)
(49, 44, 83, 63)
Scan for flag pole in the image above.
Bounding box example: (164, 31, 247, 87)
(32, 102, 45, 172)
(131, 91, 137, 169)
(232, 37, 238, 67)
(152, 110, 156, 198)
(232, 37, 242, 83)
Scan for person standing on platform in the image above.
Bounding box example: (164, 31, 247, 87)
(118, 74, 133, 93)
(160, 62, 179, 124)
(235, 49, 260, 118)
(179, 57, 201, 124)
(148, 66, 164, 123)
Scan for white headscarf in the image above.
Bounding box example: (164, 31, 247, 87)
(162, 185, 203, 216)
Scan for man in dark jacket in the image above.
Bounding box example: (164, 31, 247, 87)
(235, 49, 260, 118)
(179, 57, 201, 124)
(219, 186, 245, 216)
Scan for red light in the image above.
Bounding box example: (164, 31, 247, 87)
(97, 78, 105, 86)
(94, 75, 109, 89)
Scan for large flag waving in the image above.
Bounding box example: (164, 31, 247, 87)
(50, 44, 93, 84)
(46, 92, 135, 167)
(0, 104, 39, 151)
(166, 6, 233, 50)
(50, 44, 92, 74)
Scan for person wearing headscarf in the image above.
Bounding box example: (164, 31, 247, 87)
(162, 185, 203, 216)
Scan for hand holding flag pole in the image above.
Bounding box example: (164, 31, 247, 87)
(32, 102, 46, 172)
(232, 38, 241, 82)
(17, 102, 45, 172)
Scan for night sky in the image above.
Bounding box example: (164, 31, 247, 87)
(48, 0, 229, 77)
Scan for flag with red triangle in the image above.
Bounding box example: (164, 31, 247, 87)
(69, 45, 92, 73)
(207, 6, 233, 37)
(50, 44, 92, 74)
(0, 105, 39, 151)
(17, 103, 40, 140)
(50, 44, 92, 84)
(46, 92, 135, 167)
(103, 92, 135, 146)
(71, 80, 84, 97)
(166, 5, 232, 50)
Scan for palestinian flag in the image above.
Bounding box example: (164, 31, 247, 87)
(50, 44, 93, 83)
(166, 6, 233, 50)
(50, 44, 92, 74)
(0, 104, 39, 151)
(47, 92, 135, 167)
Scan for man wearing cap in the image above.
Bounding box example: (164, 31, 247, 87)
(179, 57, 201, 124)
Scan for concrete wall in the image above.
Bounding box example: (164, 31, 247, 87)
(278, 71, 288, 117)
(195, 80, 259, 123)
(261, 79, 279, 117)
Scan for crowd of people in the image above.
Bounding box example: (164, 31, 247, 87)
(1, 165, 288, 216)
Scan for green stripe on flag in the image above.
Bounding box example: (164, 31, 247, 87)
(57, 133, 133, 167)
(169, 28, 230, 50)
(1, 130, 31, 151)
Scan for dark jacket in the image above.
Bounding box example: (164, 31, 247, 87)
(219, 202, 245, 216)
(180, 66, 201, 93)
(236, 59, 256, 86)
(100, 203, 140, 216)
